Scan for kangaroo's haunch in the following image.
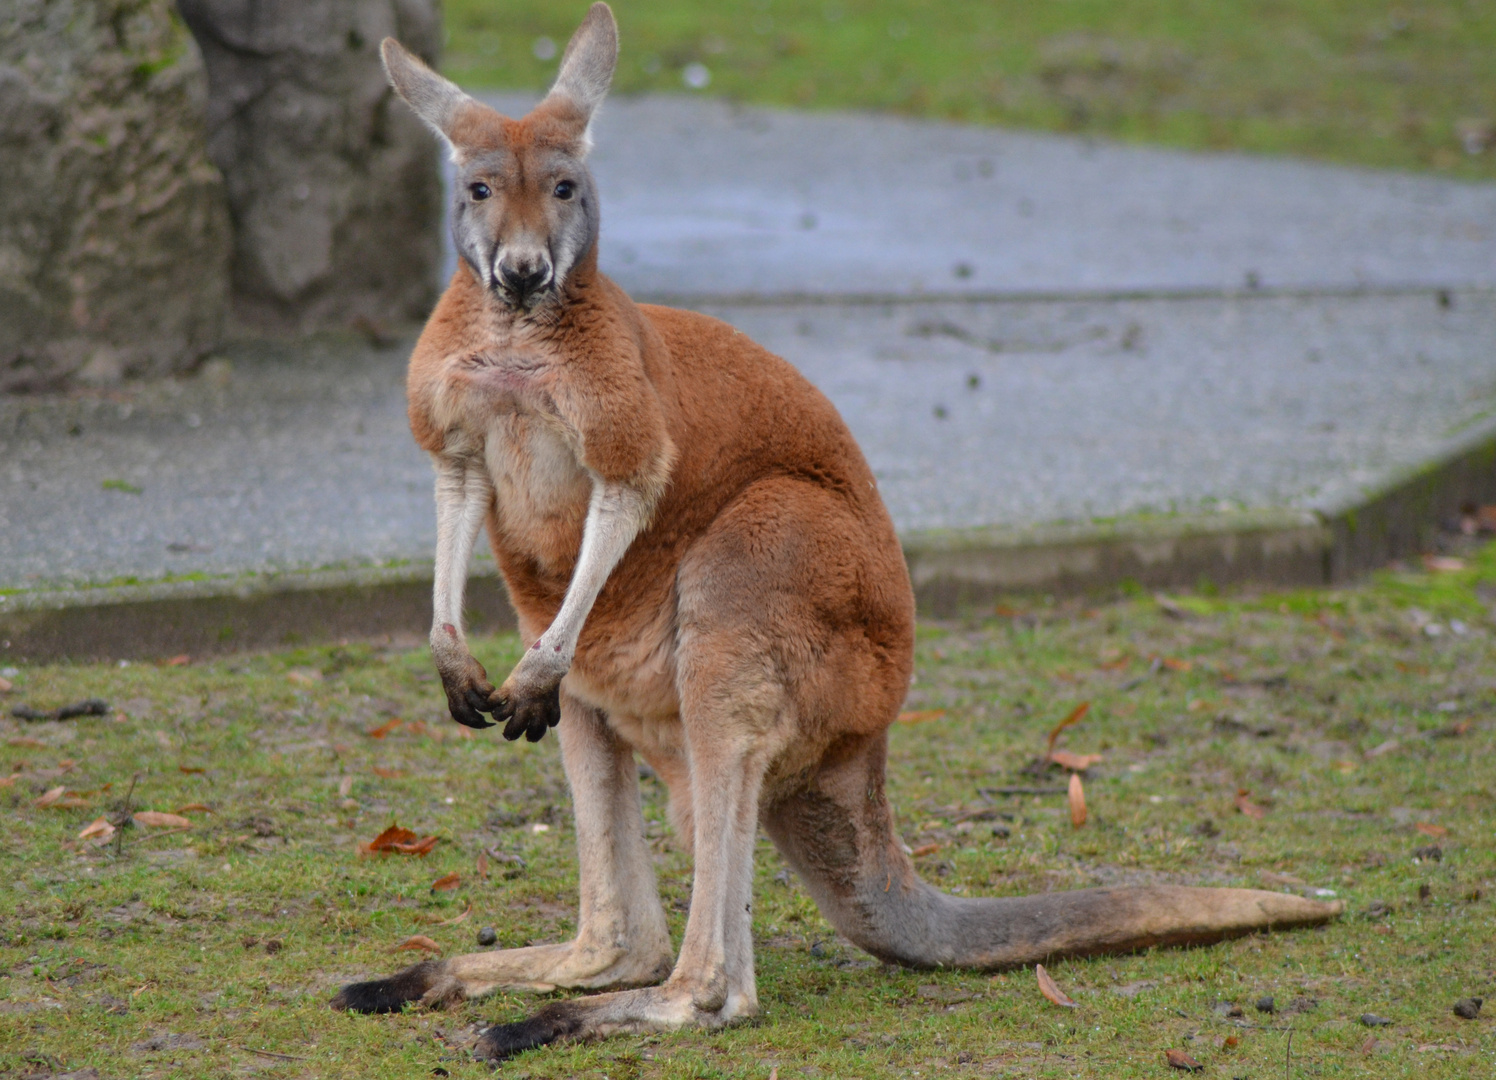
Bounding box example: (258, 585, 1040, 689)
(332, 1, 1342, 1061)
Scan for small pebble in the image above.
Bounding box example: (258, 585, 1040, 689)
(1360, 1014, 1392, 1027)
(1453, 997, 1483, 1020)
(1255, 996, 1275, 1014)
(477, 927, 497, 947)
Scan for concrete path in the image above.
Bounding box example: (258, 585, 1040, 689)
(5, 95, 1496, 658)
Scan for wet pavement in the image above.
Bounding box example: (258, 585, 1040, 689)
(4, 95, 1495, 596)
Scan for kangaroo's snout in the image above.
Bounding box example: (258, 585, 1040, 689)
(497, 254, 554, 305)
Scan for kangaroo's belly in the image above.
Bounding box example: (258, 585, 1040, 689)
(482, 410, 591, 574)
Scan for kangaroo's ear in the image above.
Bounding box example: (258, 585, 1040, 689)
(381, 37, 474, 146)
(545, 2, 618, 122)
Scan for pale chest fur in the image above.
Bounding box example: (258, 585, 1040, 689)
(427, 342, 592, 572)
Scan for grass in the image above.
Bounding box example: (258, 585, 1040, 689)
(442, 0, 1496, 182)
(3, 546, 1496, 1078)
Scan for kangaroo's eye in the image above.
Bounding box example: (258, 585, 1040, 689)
(553, 181, 575, 200)
(469, 182, 491, 200)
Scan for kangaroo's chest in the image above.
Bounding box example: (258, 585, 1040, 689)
(433, 347, 592, 571)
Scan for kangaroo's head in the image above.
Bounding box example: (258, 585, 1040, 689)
(382, 3, 617, 313)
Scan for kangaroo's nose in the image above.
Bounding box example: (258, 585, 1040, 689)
(498, 259, 551, 297)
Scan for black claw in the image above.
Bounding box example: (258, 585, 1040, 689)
(447, 692, 496, 729)
(472, 1002, 585, 1062)
(331, 960, 440, 1013)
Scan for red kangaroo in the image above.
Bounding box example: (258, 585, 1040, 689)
(333, 3, 1341, 1061)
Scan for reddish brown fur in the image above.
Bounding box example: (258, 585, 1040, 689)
(336, 8, 1339, 1056)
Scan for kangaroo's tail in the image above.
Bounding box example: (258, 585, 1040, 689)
(761, 733, 1340, 970)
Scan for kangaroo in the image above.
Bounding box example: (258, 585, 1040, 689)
(333, 3, 1341, 1061)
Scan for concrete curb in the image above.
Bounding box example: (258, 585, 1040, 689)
(5, 420, 1495, 662)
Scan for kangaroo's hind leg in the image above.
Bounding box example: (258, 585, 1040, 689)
(332, 693, 674, 1011)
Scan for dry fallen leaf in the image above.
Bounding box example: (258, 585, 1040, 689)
(1046, 702, 1090, 756)
(896, 709, 946, 725)
(0, 773, 20, 787)
(359, 824, 439, 857)
(1415, 822, 1449, 838)
(909, 842, 941, 858)
(476, 850, 489, 878)
(436, 901, 473, 926)
(1069, 772, 1087, 828)
(337, 776, 354, 798)
(1164, 1048, 1203, 1071)
(34, 785, 66, 808)
(1234, 789, 1266, 820)
(1035, 963, 1078, 1008)
(134, 810, 192, 828)
(1160, 656, 1193, 672)
(0, 676, 12, 693)
(78, 816, 115, 841)
(178, 765, 205, 774)
(1422, 555, 1466, 573)
(366, 718, 403, 739)
(393, 934, 442, 954)
(1049, 750, 1104, 771)
(286, 668, 323, 686)
(431, 871, 461, 892)
(164, 654, 191, 667)
(175, 803, 212, 814)
(371, 766, 404, 779)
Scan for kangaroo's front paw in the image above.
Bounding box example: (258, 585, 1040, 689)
(438, 653, 499, 730)
(491, 679, 562, 743)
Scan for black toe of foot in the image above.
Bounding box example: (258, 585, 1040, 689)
(472, 1002, 585, 1061)
(331, 960, 440, 1013)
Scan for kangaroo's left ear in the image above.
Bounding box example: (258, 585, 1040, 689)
(542, 2, 618, 139)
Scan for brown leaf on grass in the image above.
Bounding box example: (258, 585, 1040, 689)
(178, 765, 205, 774)
(175, 803, 212, 814)
(371, 766, 404, 779)
(1234, 789, 1265, 819)
(1415, 822, 1449, 838)
(1422, 555, 1465, 573)
(164, 654, 191, 667)
(1164, 1048, 1203, 1071)
(896, 709, 946, 725)
(1045, 702, 1090, 756)
(436, 902, 473, 926)
(476, 850, 489, 878)
(337, 776, 354, 798)
(78, 816, 115, 840)
(359, 824, 439, 857)
(8, 736, 46, 748)
(0, 773, 20, 787)
(134, 811, 192, 828)
(1160, 656, 1193, 672)
(909, 842, 941, 858)
(393, 935, 442, 954)
(1049, 750, 1104, 771)
(1035, 963, 1077, 1008)
(34, 785, 66, 807)
(1069, 773, 1087, 828)
(0, 676, 12, 692)
(366, 718, 403, 739)
(431, 871, 461, 892)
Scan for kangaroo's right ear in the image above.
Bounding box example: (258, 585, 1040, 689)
(546, 2, 619, 121)
(381, 38, 474, 146)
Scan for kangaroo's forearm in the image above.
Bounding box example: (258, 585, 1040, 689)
(430, 455, 493, 656)
(531, 478, 650, 666)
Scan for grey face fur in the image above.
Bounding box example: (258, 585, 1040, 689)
(448, 144, 602, 311)
(380, 3, 618, 311)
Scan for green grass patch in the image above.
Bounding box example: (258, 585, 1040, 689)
(443, 0, 1496, 182)
(3, 553, 1496, 1076)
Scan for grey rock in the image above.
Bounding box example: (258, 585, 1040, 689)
(0, 0, 232, 392)
(179, 0, 444, 333)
